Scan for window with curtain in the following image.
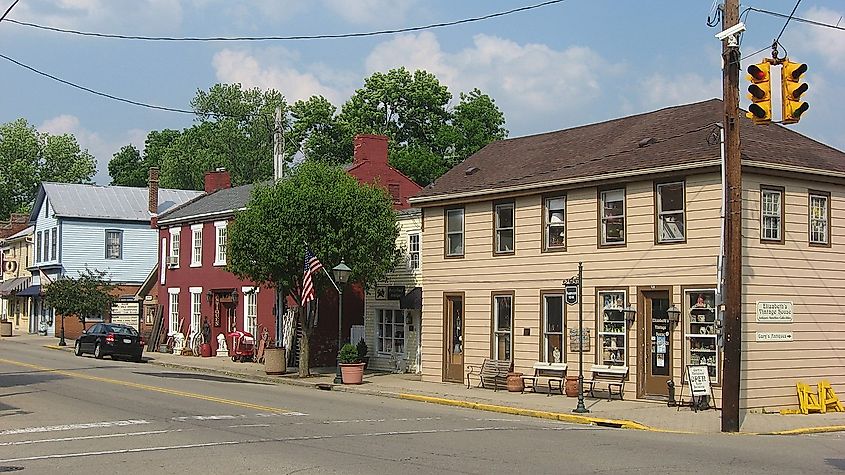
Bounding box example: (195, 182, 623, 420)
(544, 196, 566, 250)
(601, 189, 626, 245)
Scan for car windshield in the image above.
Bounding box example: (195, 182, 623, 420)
(107, 325, 138, 336)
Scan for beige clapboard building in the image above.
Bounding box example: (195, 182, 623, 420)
(409, 99, 845, 410)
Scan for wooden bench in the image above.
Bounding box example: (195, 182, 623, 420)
(521, 362, 567, 396)
(585, 364, 628, 400)
(466, 358, 511, 391)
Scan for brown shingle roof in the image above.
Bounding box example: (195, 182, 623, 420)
(413, 99, 845, 201)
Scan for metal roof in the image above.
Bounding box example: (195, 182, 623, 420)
(157, 183, 257, 224)
(35, 183, 203, 222)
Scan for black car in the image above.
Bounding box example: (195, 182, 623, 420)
(74, 323, 144, 362)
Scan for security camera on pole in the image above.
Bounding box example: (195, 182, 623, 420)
(564, 263, 588, 414)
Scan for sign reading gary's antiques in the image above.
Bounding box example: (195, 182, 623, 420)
(755, 301, 793, 323)
(755, 331, 793, 342)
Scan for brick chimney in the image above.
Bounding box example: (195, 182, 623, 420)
(353, 134, 389, 166)
(204, 168, 232, 194)
(148, 167, 160, 228)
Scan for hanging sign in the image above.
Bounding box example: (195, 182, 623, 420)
(686, 365, 713, 397)
(564, 285, 579, 305)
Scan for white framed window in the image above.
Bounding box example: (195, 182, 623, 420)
(191, 224, 203, 267)
(544, 196, 566, 251)
(214, 221, 228, 266)
(105, 230, 123, 259)
(656, 181, 685, 243)
(169, 228, 181, 267)
(601, 189, 626, 245)
(761, 187, 783, 242)
(377, 309, 405, 355)
(167, 288, 180, 335)
(543, 294, 564, 363)
(809, 192, 830, 245)
(242, 286, 258, 336)
(445, 208, 464, 257)
(408, 232, 420, 271)
(493, 294, 513, 360)
(189, 287, 202, 336)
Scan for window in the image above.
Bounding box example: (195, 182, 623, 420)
(809, 191, 830, 245)
(656, 182, 685, 243)
(761, 187, 783, 242)
(377, 309, 405, 354)
(544, 196, 566, 251)
(408, 233, 420, 271)
(44, 199, 48, 218)
(600, 189, 626, 245)
(43, 230, 50, 262)
(35, 231, 41, 263)
(169, 229, 180, 267)
(51, 228, 57, 260)
(543, 294, 564, 363)
(189, 288, 202, 336)
(191, 225, 203, 266)
(243, 287, 258, 337)
(445, 208, 464, 257)
(214, 221, 227, 266)
(492, 294, 513, 360)
(494, 202, 515, 254)
(168, 289, 179, 334)
(105, 230, 122, 259)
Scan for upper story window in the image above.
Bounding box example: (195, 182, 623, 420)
(544, 196, 566, 251)
(43, 230, 50, 262)
(761, 186, 784, 243)
(408, 232, 420, 271)
(35, 231, 42, 263)
(51, 228, 57, 260)
(656, 181, 685, 243)
(105, 230, 123, 259)
(191, 224, 203, 267)
(809, 191, 830, 246)
(600, 188, 626, 246)
(214, 221, 227, 266)
(445, 208, 464, 257)
(169, 229, 181, 267)
(494, 202, 515, 254)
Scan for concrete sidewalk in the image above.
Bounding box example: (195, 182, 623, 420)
(5, 332, 845, 435)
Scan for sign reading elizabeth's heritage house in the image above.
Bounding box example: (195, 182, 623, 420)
(110, 301, 140, 330)
(755, 331, 794, 342)
(755, 301, 793, 323)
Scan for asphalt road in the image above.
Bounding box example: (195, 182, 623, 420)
(0, 341, 843, 474)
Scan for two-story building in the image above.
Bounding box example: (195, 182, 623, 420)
(1, 216, 34, 333)
(409, 99, 845, 411)
(24, 180, 201, 339)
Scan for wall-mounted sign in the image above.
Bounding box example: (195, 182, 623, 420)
(755, 331, 793, 342)
(756, 301, 793, 323)
(111, 301, 140, 316)
(568, 328, 590, 352)
(375, 285, 387, 300)
(564, 285, 579, 305)
(686, 365, 713, 397)
(387, 286, 406, 300)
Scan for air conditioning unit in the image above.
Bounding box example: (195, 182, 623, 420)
(167, 256, 179, 268)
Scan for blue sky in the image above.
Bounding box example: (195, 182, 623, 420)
(1, 0, 843, 185)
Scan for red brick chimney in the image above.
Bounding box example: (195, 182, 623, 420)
(148, 167, 159, 228)
(353, 134, 389, 165)
(204, 168, 232, 194)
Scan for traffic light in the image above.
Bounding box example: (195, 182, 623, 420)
(746, 61, 772, 124)
(781, 59, 809, 124)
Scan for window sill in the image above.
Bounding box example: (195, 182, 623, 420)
(213, 261, 227, 267)
(190, 263, 202, 268)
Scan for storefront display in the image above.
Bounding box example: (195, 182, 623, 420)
(684, 289, 719, 380)
(598, 290, 627, 367)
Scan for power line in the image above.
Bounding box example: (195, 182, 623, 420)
(0, 0, 20, 23)
(4, 0, 567, 42)
(747, 6, 845, 32)
(775, 0, 803, 43)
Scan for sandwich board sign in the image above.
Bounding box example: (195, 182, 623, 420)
(686, 365, 713, 398)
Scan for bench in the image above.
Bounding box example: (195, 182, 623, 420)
(466, 358, 511, 391)
(521, 362, 567, 396)
(585, 364, 628, 400)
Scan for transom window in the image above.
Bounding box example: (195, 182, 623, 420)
(377, 309, 405, 355)
(493, 294, 513, 360)
(494, 202, 515, 254)
(543, 294, 564, 363)
(214, 222, 228, 266)
(445, 208, 464, 257)
(191, 225, 203, 266)
(105, 230, 123, 259)
(809, 192, 829, 245)
(656, 182, 685, 243)
(408, 233, 420, 271)
(761, 187, 783, 242)
(544, 196, 566, 250)
(600, 189, 626, 245)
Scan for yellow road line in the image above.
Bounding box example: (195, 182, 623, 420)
(0, 357, 293, 414)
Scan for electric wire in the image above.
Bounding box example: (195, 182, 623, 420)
(746, 7, 845, 32)
(3, 0, 567, 42)
(0, 0, 20, 23)
(775, 0, 803, 43)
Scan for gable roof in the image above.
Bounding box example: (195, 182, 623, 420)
(157, 183, 257, 225)
(30, 183, 203, 223)
(411, 99, 845, 204)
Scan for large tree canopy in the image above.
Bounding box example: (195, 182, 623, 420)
(0, 118, 96, 220)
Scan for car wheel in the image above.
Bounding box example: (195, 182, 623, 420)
(74, 340, 83, 356)
(94, 343, 104, 359)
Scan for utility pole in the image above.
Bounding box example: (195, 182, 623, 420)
(721, 0, 742, 433)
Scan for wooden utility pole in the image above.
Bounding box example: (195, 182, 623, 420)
(721, 0, 742, 433)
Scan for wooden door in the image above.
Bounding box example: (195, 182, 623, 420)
(443, 294, 464, 383)
(642, 290, 672, 397)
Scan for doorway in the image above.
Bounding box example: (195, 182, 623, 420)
(639, 289, 672, 397)
(443, 294, 464, 383)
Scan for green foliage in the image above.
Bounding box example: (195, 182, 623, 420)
(108, 145, 146, 187)
(289, 95, 350, 165)
(338, 343, 360, 364)
(356, 338, 369, 359)
(44, 268, 117, 323)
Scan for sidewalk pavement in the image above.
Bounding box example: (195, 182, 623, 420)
(5, 332, 845, 435)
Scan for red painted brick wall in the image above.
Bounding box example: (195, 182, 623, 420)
(346, 134, 422, 210)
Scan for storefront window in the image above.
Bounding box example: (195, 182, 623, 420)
(493, 294, 513, 360)
(598, 290, 627, 367)
(543, 294, 564, 363)
(684, 289, 719, 382)
(377, 309, 405, 355)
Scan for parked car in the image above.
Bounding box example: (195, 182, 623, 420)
(74, 323, 144, 362)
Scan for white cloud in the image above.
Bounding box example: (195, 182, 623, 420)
(322, 0, 418, 26)
(793, 7, 845, 71)
(638, 73, 721, 110)
(13, 0, 182, 32)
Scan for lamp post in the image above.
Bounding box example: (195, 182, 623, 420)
(331, 260, 352, 384)
(572, 262, 588, 414)
(58, 313, 66, 346)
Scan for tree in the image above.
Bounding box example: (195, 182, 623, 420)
(288, 95, 350, 165)
(450, 88, 508, 168)
(44, 268, 117, 344)
(108, 145, 146, 187)
(227, 161, 399, 377)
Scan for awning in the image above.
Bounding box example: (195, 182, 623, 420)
(15, 285, 41, 297)
(399, 286, 422, 310)
(0, 277, 31, 297)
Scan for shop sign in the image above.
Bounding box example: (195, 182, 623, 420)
(375, 285, 387, 300)
(111, 301, 140, 315)
(568, 328, 590, 352)
(111, 314, 140, 330)
(564, 285, 579, 305)
(686, 365, 713, 397)
(755, 301, 793, 323)
(755, 331, 793, 342)
(387, 286, 406, 300)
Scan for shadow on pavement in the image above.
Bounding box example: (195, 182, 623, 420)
(133, 371, 272, 385)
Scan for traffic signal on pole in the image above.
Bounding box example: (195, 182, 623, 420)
(781, 59, 809, 125)
(746, 61, 772, 124)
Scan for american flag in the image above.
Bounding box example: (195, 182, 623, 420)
(301, 248, 324, 304)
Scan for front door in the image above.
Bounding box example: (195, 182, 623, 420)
(443, 294, 464, 383)
(641, 290, 672, 397)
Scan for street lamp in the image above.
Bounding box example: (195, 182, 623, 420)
(58, 313, 66, 346)
(331, 260, 352, 384)
(667, 305, 681, 324)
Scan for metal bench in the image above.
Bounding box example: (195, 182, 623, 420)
(521, 362, 567, 396)
(585, 364, 628, 400)
(466, 358, 511, 391)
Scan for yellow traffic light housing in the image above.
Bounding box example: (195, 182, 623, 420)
(781, 59, 809, 124)
(746, 61, 772, 124)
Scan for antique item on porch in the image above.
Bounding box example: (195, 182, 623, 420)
(695, 293, 707, 308)
(228, 330, 255, 362)
(255, 327, 270, 364)
(506, 372, 524, 392)
(216, 332, 228, 355)
(552, 346, 561, 363)
(338, 343, 365, 384)
(200, 318, 212, 357)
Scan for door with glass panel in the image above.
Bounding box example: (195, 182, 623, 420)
(642, 290, 672, 396)
(443, 294, 464, 383)
(543, 294, 564, 363)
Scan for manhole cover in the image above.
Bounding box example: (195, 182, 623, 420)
(0, 466, 24, 472)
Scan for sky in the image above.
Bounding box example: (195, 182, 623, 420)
(1, 0, 843, 185)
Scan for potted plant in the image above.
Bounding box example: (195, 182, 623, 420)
(356, 339, 370, 369)
(339, 343, 365, 384)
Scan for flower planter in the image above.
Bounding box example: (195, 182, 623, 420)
(565, 376, 579, 397)
(340, 363, 365, 384)
(0, 321, 12, 337)
(506, 372, 524, 392)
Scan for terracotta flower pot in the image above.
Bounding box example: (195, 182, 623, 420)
(340, 363, 366, 384)
(506, 372, 524, 392)
(565, 376, 580, 397)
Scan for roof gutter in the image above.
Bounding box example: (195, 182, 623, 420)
(157, 207, 247, 226)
